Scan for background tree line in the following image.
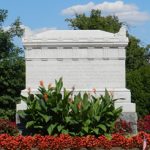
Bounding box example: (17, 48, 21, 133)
(0, 9, 149, 121)
(0, 9, 25, 121)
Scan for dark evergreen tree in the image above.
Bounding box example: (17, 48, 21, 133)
(0, 9, 25, 121)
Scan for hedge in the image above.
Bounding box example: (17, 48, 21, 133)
(0, 132, 150, 150)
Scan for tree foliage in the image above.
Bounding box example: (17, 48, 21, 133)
(127, 65, 150, 116)
(66, 9, 150, 117)
(0, 9, 25, 121)
(66, 10, 122, 33)
(126, 35, 149, 72)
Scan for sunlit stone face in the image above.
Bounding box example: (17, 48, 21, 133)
(17, 27, 136, 113)
(24, 28, 128, 90)
(25, 46, 126, 90)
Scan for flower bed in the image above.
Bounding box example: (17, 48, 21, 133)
(138, 115, 150, 133)
(0, 119, 19, 136)
(0, 132, 150, 150)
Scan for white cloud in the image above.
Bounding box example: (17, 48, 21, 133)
(94, 1, 137, 13)
(61, 1, 150, 24)
(116, 11, 150, 24)
(20, 25, 57, 38)
(3, 26, 11, 31)
(62, 2, 95, 15)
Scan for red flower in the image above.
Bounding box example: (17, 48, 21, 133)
(43, 93, 48, 101)
(92, 88, 96, 94)
(39, 80, 44, 87)
(138, 115, 150, 133)
(0, 132, 150, 149)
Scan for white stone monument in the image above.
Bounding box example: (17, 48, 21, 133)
(17, 27, 137, 131)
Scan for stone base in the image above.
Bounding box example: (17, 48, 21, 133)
(21, 88, 132, 102)
(115, 102, 136, 112)
(18, 88, 136, 112)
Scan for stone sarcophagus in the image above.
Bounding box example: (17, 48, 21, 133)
(17, 27, 136, 117)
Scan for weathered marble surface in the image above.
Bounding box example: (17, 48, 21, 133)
(17, 26, 136, 115)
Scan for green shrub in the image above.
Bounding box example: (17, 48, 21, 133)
(0, 119, 19, 136)
(18, 78, 122, 136)
(138, 115, 150, 133)
(0, 95, 19, 121)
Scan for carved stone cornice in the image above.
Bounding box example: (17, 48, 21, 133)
(22, 27, 128, 48)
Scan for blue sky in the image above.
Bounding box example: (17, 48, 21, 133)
(1, 0, 150, 46)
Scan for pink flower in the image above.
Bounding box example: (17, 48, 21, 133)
(40, 80, 44, 87)
(92, 88, 96, 94)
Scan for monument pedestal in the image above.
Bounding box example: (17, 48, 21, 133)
(17, 26, 137, 134)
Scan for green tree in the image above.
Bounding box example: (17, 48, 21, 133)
(127, 65, 150, 116)
(126, 35, 149, 72)
(0, 9, 25, 121)
(66, 9, 150, 117)
(66, 10, 122, 33)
